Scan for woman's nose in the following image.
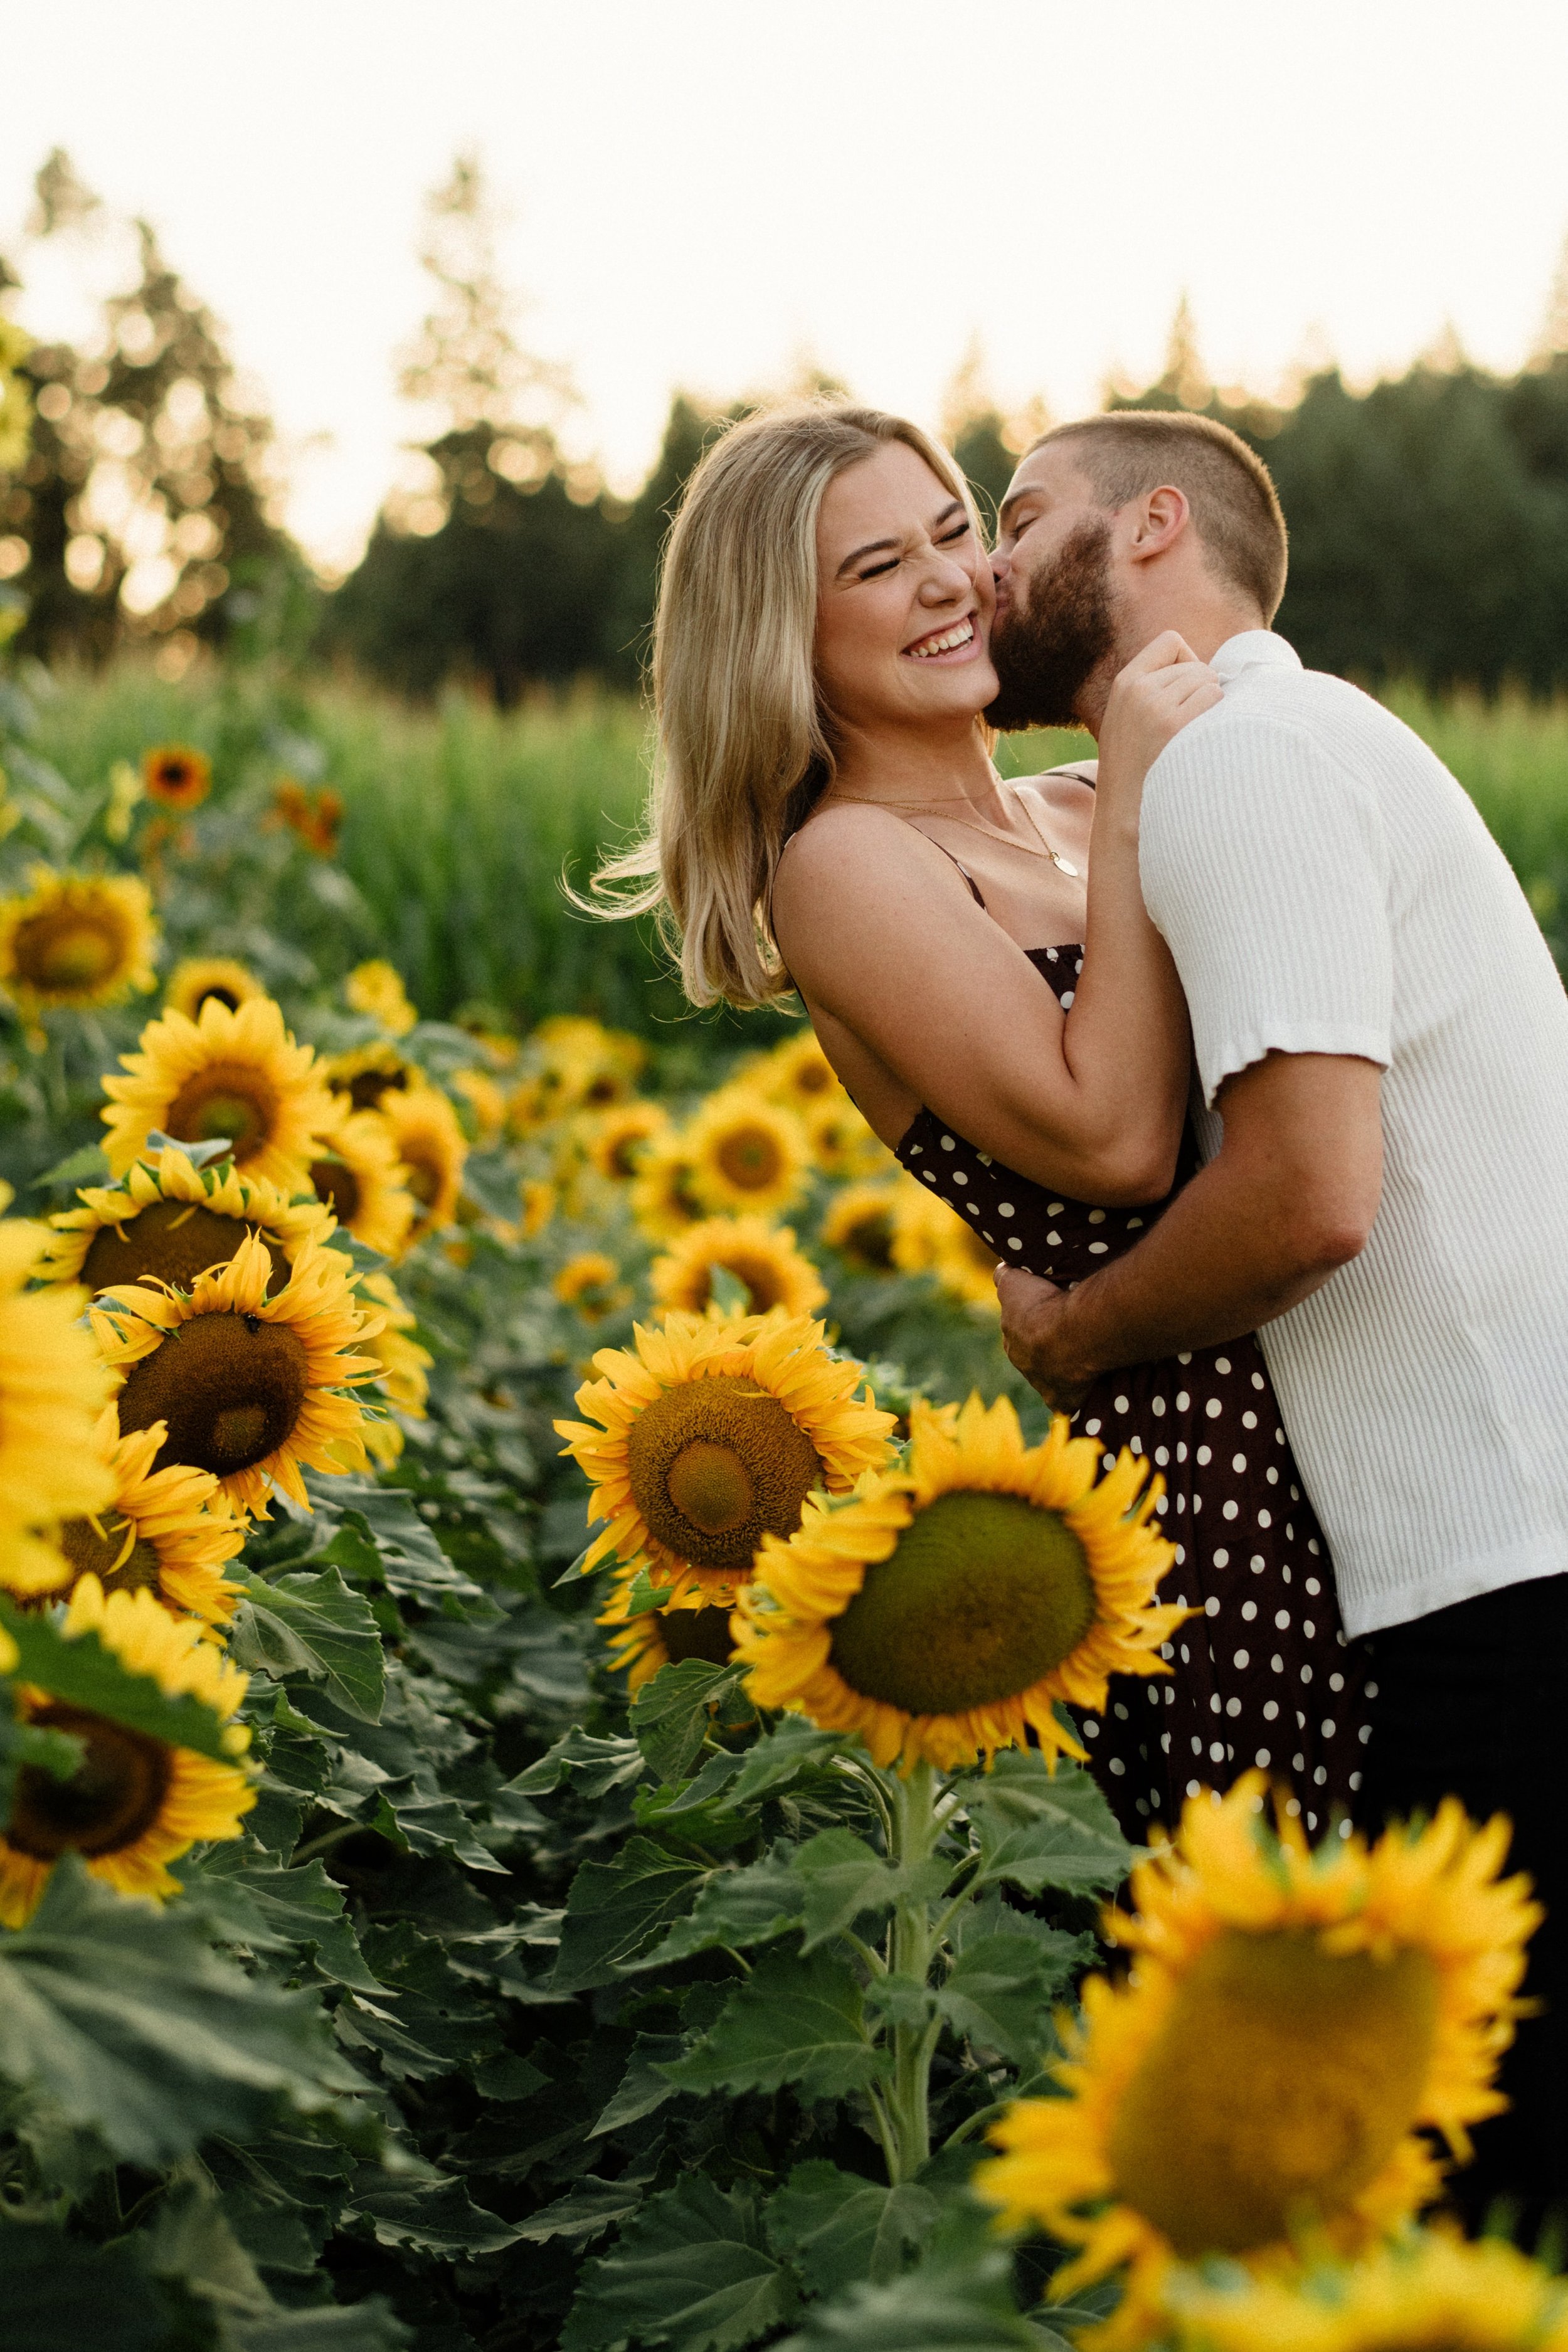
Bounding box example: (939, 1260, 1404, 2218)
(916, 549, 971, 602)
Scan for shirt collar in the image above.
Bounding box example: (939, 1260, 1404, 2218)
(1211, 629, 1301, 684)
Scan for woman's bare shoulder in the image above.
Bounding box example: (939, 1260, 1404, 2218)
(1014, 760, 1098, 813)
(775, 801, 948, 906)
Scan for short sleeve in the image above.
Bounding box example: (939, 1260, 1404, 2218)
(1140, 710, 1392, 1109)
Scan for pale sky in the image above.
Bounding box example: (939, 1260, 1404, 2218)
(4, 0, 1566, 576)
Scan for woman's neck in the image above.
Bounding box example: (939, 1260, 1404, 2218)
(825, 714, 1001, 813)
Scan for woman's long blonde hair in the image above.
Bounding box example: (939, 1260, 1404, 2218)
(589, 400, 975, 1009)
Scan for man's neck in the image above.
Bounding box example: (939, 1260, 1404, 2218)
(1076, 602, 1266, 739)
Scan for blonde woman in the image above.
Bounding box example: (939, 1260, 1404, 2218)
(596, 401, 1365, 1838)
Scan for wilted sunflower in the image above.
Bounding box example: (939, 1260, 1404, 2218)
(17, 1406, 245, 1626)
(142, 743, 212, 809)
(101, 995, 336, 1190)
(598, 1560, 739, 1695)
(0, 1574, 253, 1927)
(42, 1143, 334, 1300)
(584, 1099, 672, 1183)
(0, 866, 159, 1024)
(91, 1232, 384, 1518)
(684, 1086, 811, 1219)
(756, 1029, 845, 1111)
(630, 1135, 707, 1241)
(325, 1038, 418, 1113)
(356, 1271, 431, 1469)
(0, 1217, 117, 1592)
(803, 1096, 891, 1181)
(554, 1251, 631, 1322)
(164, 955, 264, 1022)
(307, 1108, 416, 1258)
(379, 1083, 469, 1245)
(977, 1776, 1540, 2349)
(556, 1308, 897, 1602)
(735, 1393, 1183, 1772)
(1162, 2229, 1568, 2352)
(345, 958, 418, 1036)
(652, 1215, 829, 1320)
(820, 1180, 901, 1272)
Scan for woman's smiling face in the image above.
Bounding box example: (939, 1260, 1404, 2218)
(813, 439, 999, 740)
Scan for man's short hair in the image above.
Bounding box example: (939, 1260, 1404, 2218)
(1030, 410, 1288, 621)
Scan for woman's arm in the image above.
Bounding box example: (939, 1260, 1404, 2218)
(773, 635, 1219, 1205)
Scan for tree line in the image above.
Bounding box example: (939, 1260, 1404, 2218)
(4, 152, 1568, 701)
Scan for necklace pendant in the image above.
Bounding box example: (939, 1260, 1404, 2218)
(1051, 852, 1081, 877)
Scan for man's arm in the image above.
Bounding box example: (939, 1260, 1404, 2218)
(997, 1050, 1384, 1409)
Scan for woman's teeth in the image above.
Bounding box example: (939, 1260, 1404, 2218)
(907, 618, 974, 659)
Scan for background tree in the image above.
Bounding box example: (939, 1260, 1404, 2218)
(941, 337, 1051, 522)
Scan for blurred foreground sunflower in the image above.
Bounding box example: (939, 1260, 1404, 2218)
(736, 1392, 1182, 1771)
(684, 1086, 810, 1219)
(977, 1776, 1540, 2348)
(0, 1575, 253, 1926)
(0, 866, 159, 1024)
(652, 1214, 828, 1320)
(598, 1560, 739, 1696)
(379, 1083, 469, 1245)
(164, 955, 265, 1022)
(141, 743, 211, 809)
(101, 995, 335, 1189)
(345, 957, 418, 1036)
(357, 1271, 432, 1468)
(16, 1406, 245, 1626)
(0, 1218, 116, 1591)
(91, 1233, 384, 1517)
(307, 1108, 416, 1256)
(1162, 2228, 1568, 2352)
(556, 1308, 896, 1602)
(43, 1143, 334, 1299)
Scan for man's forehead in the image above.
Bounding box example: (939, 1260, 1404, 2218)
(1002, 443, 1094, 513)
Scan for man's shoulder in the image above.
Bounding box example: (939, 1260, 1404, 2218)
(1157, 662, 1429, 782)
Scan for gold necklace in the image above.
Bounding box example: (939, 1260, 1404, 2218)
(847, 780, 1082, 877)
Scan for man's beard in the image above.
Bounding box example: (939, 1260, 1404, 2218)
(986, 516, 1119, 731)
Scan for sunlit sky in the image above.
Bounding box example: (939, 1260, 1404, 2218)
(5, 0, 1567, 577)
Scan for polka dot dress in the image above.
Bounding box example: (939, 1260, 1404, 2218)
(895, 944, 1370, 1841)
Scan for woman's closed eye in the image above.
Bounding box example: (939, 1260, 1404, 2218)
(856, 517, 970, 582)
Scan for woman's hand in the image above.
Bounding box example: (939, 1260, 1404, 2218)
(1095, 631, 1222, 832)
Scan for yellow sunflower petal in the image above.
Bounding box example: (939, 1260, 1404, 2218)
(0, 866, 159, 1022)
(100, 994, 336, 1190)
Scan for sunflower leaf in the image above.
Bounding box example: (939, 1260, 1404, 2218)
(633, 1660, 753, 1783)
(661, 1947, 891, 2102)
(765, 2161, 940, 2296)
(627, 1843, 805, 1969)
(0, 1597, 238, 1764)
(936, 1933, 1065, 2064)
(563, 2174, 797, 2352)
(346, 2173, 522, 2254)
(551, 1837, 709, 1992)
(590, 2031, 689, 2137)
(0, 2218, 167, 2349)
(726, 1717, 851, 1807)
(228, 1564, 387, 1725)
(965, 1756, 1132, 1895)
(775, 2196, 1067, 2350)
(176, 1837, 384, 1993)
(507, 1724, 647, 1799)
(29, 1142, 110, 1189)
(793, 1830, 950, 1954)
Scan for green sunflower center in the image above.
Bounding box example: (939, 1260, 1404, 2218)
(659, 1605, 736, 1668)
(15, 912, 120, 992)
(715, 1124, 784, 1191)
(625, 1374, 823, 1572)
(310, 1157, 362, 1226)
(827, 1490, 1095, 1715)
(58, 1513, 165, 1598)
(81, 1200, 288, 1298)
(117, 1311, 311, 1479)
(164, 1062, 278, 1161)
(8, 1703, 173, 1859)
(1106, 1927, 1441, 2259)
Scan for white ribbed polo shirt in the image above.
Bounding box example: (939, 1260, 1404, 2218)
(1140, 630, 1568, 1638)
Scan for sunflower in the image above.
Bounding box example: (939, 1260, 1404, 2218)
(325, 1039, 419, 1113)
(803, 1096, 891, 1181)
(307, 1108, 416, 1258)
(598, 1560, 740, 1695)
(0, 1574, 253, 1927)
(556, 1308, 897, 1602)
(931, 1206, 1004, 1311)
(273, 779, 343, 856)
(977, 1776, 1540, 2350)
(630, 1135, 708, 1242)
(42, 1143, 334, 1300)
(90, 1232, 384, 1518)
(356, 1271, 431, 1469)
(0, 866, 159, 1023)
(14, 1406, 246, 1626)
(453, 1066, 507, 1146)
(734, 1392, 1183, 1773)
(820, 1180, 901, 1272)
(684, 1086, 811, 1219)
(101, 995, 336, 1190)
(521, 1178, 557, 1238)
(142, 743, 211, 809)
(533, 1014, 646, 1111)
(652, 1216, 829, 1320)
(378, 1083, 469, 1245)
(1162, 2230, 1568, 2352)
(0, 1219, 117, 1592)
(583, 1099, 671, 1183)
(344, 958, 418, 1036)
(554, 1251, 631, 1323)
(756, 1030, 845, 1112)
(164, 955, 264, 1022)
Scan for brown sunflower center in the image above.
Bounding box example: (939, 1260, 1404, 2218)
(58, 1512, 165, 1598)
(714, 1123, 785, 1192)
(117, 1311, 311, 1478)
(795, 1062, 834, 1098)
(341, 1067, 406, 1111)
(401, 1147, 442, 1208)
(8, 1703, 173, 1859)
(659, 1606, 737, 1668)
(583, 1073, 625, 1106)
(164, 1062, 279, 1162)
(1106, 1927, 1441, 2259)
(310, 1157, 361, 1225)
(827, 1490, 1095, 1715)
(625, 1374, 823, 1572)
(697, 1249, 787, 1314)
(80, 1200, 288, 1298)
(840, 1211, 895, 1271)
(14, 911, 121, 991)
(609, 1132, 647, 1178)
(197, 984, 242, 1014)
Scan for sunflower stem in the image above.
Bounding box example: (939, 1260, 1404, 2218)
(882, 1759, 940, 2183)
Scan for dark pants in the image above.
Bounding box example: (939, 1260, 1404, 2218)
(1354, 1573, 1568, 2235)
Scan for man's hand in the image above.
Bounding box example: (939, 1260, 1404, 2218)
(995, 1265, 1095, 1412)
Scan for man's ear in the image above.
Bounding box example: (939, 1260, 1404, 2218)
(1125, 484, 1190, 566)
